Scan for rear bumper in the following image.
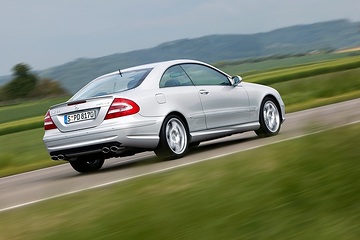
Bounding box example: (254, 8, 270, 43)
(43, 117, 162, 159)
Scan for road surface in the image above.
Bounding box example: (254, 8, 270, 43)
(1, 98, 359, 212)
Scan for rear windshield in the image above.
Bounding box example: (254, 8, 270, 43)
(70, 68, 152, 101)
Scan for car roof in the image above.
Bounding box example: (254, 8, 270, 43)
(92, 59, 209, 81)
(97, 59, 229, 82)
(120, 59, 205, 72)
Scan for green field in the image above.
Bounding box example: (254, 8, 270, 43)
(216, 51, 359, 76)
(272, 67, 360, 112)
(0, 128, 62, 177)
(0, 97, 69, 124)
(243, 55, 360, 85)
(1, 123, 359, 239)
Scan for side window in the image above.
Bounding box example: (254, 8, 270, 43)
(160, 65, 193, 88)
(181, 64, 230, 86)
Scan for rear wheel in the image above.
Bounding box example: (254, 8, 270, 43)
(255, 97, 281, 137)
(155, 115, 189, 159)
(69, 157, 104, 173)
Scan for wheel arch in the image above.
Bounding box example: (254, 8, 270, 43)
(162, 111, 190, 133)
(255, 94, 283, 137)
(262, 94, 283, 121)
(159, 111, 194, 141)
(155, 111, 191, 159)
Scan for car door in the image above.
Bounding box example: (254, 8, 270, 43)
(158, 65, 207, 132)
(181, 63, 250, 129)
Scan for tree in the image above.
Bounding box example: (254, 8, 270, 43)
(1, 63, 68, 101)
(0, 86, 5, 101)
(3, 63, 38, 98)
(29, 78, 68, 98)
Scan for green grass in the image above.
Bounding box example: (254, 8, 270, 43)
(271, 67, 360, 110)
(0, 116, 44, 135)
(0, 128, 61, 177)
(0, 97, 68, 124)
(1, 123, 359, 239)
(285, 91, 360, 113)
(244, 55, 360, 85)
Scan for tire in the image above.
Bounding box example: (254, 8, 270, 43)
(255, 97, 281, 137)
(69, 157, 104, 173)
(155, 115, 189, 159)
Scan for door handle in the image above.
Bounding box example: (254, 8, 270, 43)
(199, 90, 209, 95)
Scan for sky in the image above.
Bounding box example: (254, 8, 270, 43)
(1, 0, 360, 75)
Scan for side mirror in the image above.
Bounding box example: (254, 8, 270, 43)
(232, 76, 242, 86)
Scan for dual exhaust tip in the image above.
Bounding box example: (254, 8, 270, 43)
(101, 146, 122, 154)
(51, 154, 65, 161)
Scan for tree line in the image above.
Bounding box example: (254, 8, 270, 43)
(0, 63, 68, 101)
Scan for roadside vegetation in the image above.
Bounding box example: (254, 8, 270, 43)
(244, 55, 360, 85)
(0, 52, 359, 177)
(0, 129, 62, 176)
(0, 63, 67, 102)
(0, 97, 68, 135)
(1, 123, 359, 239)
(0, 97, 69, 124)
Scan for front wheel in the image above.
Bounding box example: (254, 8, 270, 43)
(69, 158, 104, 173)
(155, 115, 189, 159)
(255, 97, 281, 137)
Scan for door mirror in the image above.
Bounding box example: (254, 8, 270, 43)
(232, 76, 242, 86)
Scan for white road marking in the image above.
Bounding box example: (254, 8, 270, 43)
(1, 120, 359, 213)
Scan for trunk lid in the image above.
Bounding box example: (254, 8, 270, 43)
(49, 96, 114, 132)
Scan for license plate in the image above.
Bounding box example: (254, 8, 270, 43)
(64, 110, 96, 124)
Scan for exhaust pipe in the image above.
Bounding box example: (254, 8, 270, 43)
(110, 146, 121, 153)
(51, 155, 65, 160)
(102, 147, 110, 154)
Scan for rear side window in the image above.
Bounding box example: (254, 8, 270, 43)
(160, 65, 193, 88)
(181, 64, 230, 86)
(70, 68, 152, 101)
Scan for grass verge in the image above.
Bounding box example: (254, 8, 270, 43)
(0, 116, 44, 136)
(0, 96, 68, 124)
(285, 91, 360, 112)
(0, 128, 61, 177)
(1, 123, 359, 239)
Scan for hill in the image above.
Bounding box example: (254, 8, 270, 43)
(1, 19, 360, 94)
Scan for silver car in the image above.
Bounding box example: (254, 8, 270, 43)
(43, 59, 285, 173)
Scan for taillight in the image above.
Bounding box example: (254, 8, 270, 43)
(44, 110, 57, 130)
(105, 98, 140, 120)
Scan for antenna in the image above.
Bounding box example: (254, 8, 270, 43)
(118, 69, 122, 77)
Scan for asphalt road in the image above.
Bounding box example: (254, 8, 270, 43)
(1, 98, 359, 212)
